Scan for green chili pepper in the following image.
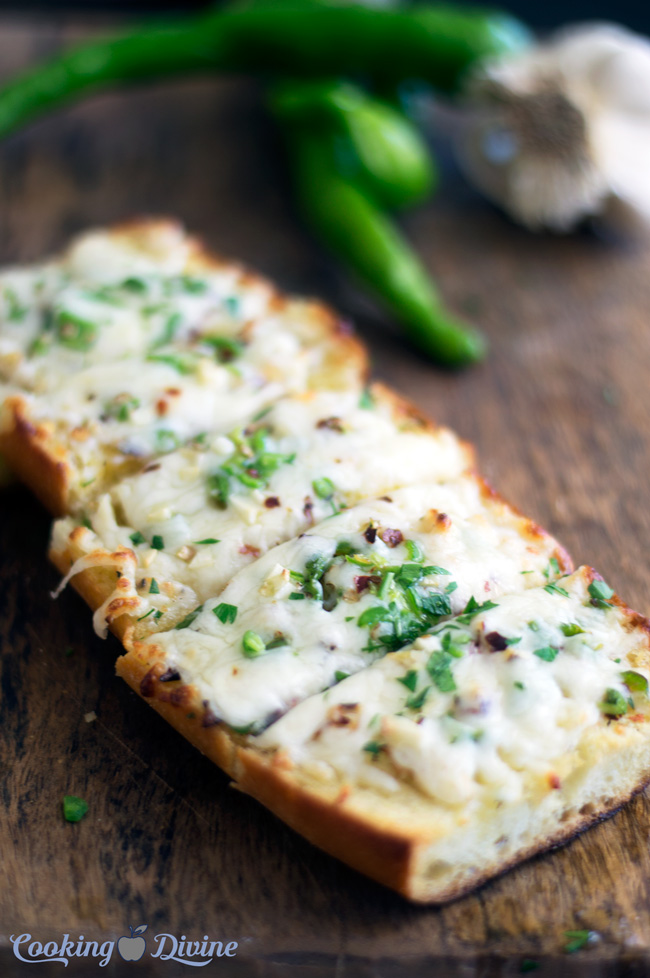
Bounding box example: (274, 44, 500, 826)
(285, 127, 485, 367)
(0, 6, 529, 141)
(270, 79, 436, 211)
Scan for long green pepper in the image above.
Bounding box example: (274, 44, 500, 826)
(285, 127, 486, 366)
(0, 5, 529, 140)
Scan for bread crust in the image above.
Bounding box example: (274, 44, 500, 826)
(0, 396, 71, 516)
(232, 740, 650, 903)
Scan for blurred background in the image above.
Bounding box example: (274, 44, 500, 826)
(0, 0, 646, 32)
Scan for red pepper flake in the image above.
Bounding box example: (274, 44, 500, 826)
(239, 544, 261, 557)
(316, 417, 344, 432)
(202, 702, 220, 728)
(165, 387, 182, 397)
(485, 632, 508, 652)
(379, 496, 393, 503)
(264, 496, 281, 508)
(364, 524, 377, 544)
(437, 513, 451, 529)
(303, 496, 314, 524)
(140, 667, 158, 698)
(156, 398, 169, 417)
(548, 773, 561, 790)
(354, 574, 382, 593)
(380, 527, 403, 548)
(142, 463, 161, 473)
(159, 668, 181, 683)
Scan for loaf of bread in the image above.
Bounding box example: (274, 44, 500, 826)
(4, 220, 650, 904)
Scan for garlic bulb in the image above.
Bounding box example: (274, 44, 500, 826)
(456, 24, 650, 231)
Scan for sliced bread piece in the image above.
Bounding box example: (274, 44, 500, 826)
(0, 219, 366, 514)
(49, 383, 473, 637)
(118, 479, 571, 732)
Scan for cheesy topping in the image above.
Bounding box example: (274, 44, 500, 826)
(0, 227, 365, 506)
(134, 481, 566, 731)
(52, 387, 471, 604)
(257, 568, 650, 806)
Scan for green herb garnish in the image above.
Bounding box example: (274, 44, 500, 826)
(62, 795, 89, 823)
(194, 538, 219, 545)
(599, 688, 629, 717)
(129, 531, 146, 546)
(55, 310, 97, 351)
(397, 670, 418, 692)
(534, 646, 558, 662)
(174, 605, 204, 630)
(426, 650, 456, 693)
(588, 579, 615, 608)
(544, 583, 570, 597)
(242, 630, 266, 658)
(149, 579, 160, 595)
(621, 670, 648, 694)
(334, 671, 350, 682)
(151, 535, 165, 550)
(561, 623, 585, 636)
(214, 603, 238, 625)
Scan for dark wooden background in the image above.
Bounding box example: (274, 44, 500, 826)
(3, 14, 650, 977)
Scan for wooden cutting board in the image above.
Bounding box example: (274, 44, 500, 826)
(3, 14, 650, 978)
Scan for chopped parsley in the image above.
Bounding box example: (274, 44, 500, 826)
(406, 685, 432, 710)
(397, 670, 419, 692)
(362, 740, 383, 757)
(214, 602, 238, 625)
(4, 286, 27, 321)
(358, 387, 374, 410)
(147, 352, 197, 374)
(151, 311, 182, 348)
(456, 596, 498, 625)
(543, 583, 570, 597)
(62, 795, 89, 823)
(151, 535, 165, 551)
(149, 579, 160, 595)
(560, 623, 585, 636)
(534, 646, 558, 662)
(334, 670, 350, 682)
(588, 579, 615, 609)
(544, 556, 561, 580)
(130, 531, 146, 546)
(563, 930, 597, 954)
(104, 394, 140, 423)
(426, 650, 457, 693)
(174, 605, 204, 630)
(404, 539, 424, 562)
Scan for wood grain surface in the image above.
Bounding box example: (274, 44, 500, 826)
(2, 14, 650, 978)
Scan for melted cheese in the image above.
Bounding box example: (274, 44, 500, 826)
(52, 387, 471, 603)
(258, 567, 650, 807)
(0, 227, 364, 506)
(134, 481, 565, 730)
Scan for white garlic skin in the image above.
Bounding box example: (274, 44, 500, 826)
(456, 23, 650, 232)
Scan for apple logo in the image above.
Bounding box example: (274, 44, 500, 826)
(117, 924, 147, 961)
